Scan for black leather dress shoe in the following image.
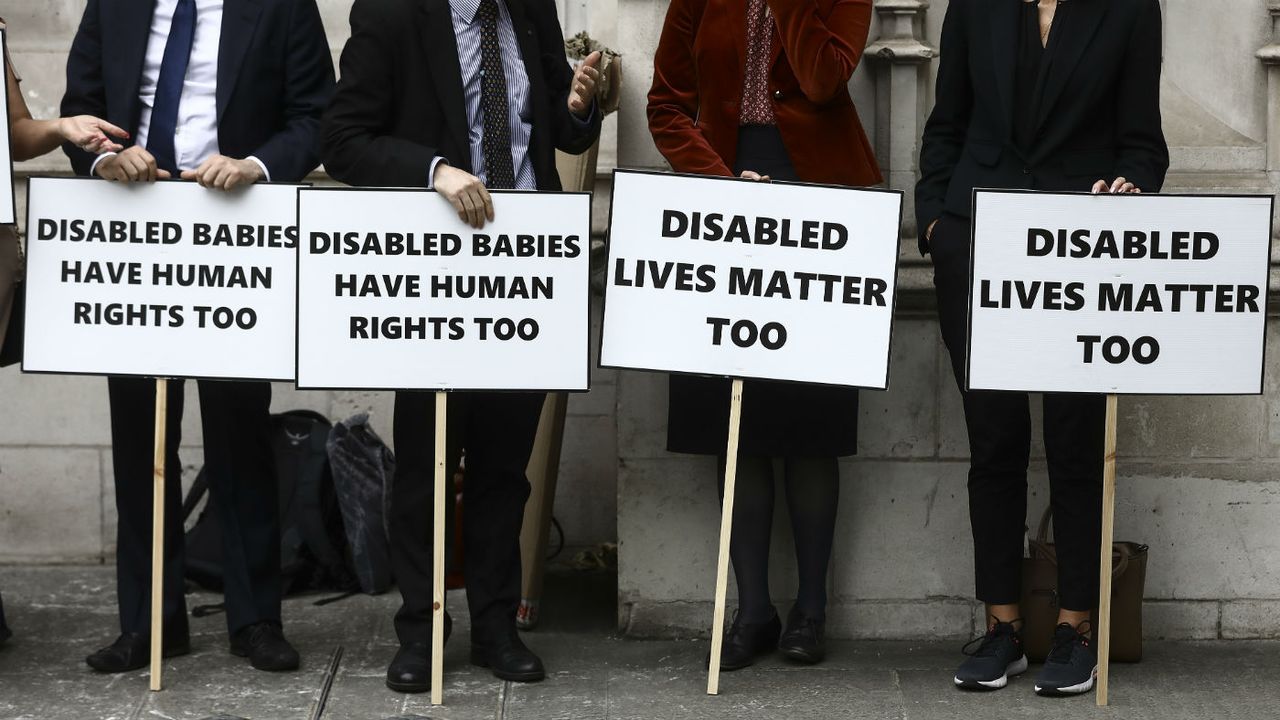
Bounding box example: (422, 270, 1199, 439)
(714, 610, 782, 671)
(230, 622, 300, 672)
(386, 613, 452, 693)
(778, 607, 826, 664)
(470, 631, 545, 683)
(86, 629, 191, 673)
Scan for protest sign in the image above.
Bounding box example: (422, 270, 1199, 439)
(295, 187, 591, 392)
(22, 178, 302, 380)
(967, 190, 1273, 395)
(297, 186, 591, 705)
(0, 29, 16, 225)
(600, 169, 903, 389)
(601, 169, 903, 695)
(966, 189, 1274, 706)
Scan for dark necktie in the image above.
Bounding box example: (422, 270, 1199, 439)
(147, 0, 198, 176)
(477, 0, 516, 189)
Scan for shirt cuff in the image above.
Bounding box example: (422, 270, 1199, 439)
(428, 156, 449, 190)
(90, 152, 118, 177)
(570, 100, 598, 127)
(247, 156, 271, 182)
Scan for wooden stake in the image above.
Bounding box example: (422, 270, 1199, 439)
(431, 390, 447, 706)
(1096, 393, 1119, 706)
(148, 378, 169, 692)
(707, 378, 745, 696)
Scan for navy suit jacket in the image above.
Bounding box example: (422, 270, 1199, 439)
(61, 0, 335, 183)
(320, 0, 600, 190)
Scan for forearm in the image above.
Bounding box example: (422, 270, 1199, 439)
(10, 118, 64, 162)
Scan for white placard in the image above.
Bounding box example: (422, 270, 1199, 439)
(0, 29, 16, 224)
(23, 178, 302, 380)
(296, 188, 591, 391)
(967, 190, 1274, 395)
(600, 170, 903, 388)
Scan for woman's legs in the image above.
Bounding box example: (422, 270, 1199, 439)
(782, 456, 840, 620)
(718, 455, 777, 623)
(1042, 392, 1106, 630)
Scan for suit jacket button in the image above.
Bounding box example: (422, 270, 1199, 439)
(773, 90, 784, 100)
(1022, 167, 1031, 174)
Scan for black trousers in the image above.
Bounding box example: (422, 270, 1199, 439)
(108, 377, 281, 636)
(929, 215, 1104, 612)
(390, 390, 544, 645)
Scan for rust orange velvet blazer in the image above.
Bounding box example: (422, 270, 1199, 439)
(647, 0, 882, 187)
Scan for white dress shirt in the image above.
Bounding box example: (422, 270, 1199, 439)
(93, 0, 269, 179)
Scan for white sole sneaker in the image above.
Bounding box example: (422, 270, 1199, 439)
(954, 655, 1029, 690)
(1035, 665, 1098, 696)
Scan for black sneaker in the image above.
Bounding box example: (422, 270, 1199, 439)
(954, 619, 1028, 691)
(1035, 623, 1097, 697)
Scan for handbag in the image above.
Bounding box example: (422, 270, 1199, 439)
(1021, 506, 1149, 662)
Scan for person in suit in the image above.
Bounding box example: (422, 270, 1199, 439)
(61, 0, 334, 673)
(916, 0, 1167, 697)
(320, 0, 601, 693)
(648, 0, 881, 670)
(0, 17, 128, 645)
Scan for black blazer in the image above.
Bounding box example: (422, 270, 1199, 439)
(915, 0, 1169, 251)
(61, 0, 335, 183)
(320, 0, 601, 190)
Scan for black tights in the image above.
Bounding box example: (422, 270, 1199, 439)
(717, 456, 841, 623)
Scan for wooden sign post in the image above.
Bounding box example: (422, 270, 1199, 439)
(296, 187, 593, 706)
(706, 378, 744, 695)
(966, 190, 1274, 706)
(431, 391, 448, 706)
(148, 378, 169, 692)
(1095, 393, 1119, 706)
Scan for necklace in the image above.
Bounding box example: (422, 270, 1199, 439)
(1039, 0, 1058, 45)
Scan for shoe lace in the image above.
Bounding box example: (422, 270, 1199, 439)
(961, 616, 1021, 658)
(1046, 622, 1090, 664)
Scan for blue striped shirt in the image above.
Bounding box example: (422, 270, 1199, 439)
(447, 0, 536, 190)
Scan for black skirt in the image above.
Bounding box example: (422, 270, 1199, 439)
(665, 126, 860, 458)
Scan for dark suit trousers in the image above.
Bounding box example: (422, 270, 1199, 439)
(929, 214, 1104, 612)
(109, 377, 282, 636)
(390, 390, 544, 645)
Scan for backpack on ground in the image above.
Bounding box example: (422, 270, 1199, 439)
(326, 413, 395, 595)
(183, 410, 356, 596)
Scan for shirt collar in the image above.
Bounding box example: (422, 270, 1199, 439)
(451, 0, 484, 24)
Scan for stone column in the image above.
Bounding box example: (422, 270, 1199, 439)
(865, 0, 936, 238)
(615, 0, 670, 170)
(1257, 0, 1280, 172)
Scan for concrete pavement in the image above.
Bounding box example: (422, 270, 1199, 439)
(0, 565, 1273, 720)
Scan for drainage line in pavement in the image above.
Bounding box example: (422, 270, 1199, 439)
(309, 645, 345, 720)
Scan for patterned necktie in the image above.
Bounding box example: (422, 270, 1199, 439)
(147, 0, 198, 175)
(476, 0, 516, 189)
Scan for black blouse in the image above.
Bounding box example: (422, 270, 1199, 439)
(1013, 1, 1067, 154)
